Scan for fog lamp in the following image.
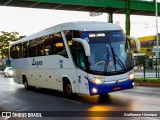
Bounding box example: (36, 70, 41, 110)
(92, 88, 98, 93)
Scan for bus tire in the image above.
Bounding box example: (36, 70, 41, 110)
(22, 75, 33, 90)
(63, 79, 74, 98)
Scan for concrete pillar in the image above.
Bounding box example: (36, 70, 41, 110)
(108, 12, 113, 23)
(125, 0, 130, 36)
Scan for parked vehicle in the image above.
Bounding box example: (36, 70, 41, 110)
(3, 67, 13, 77)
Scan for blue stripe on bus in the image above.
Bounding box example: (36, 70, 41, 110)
(88, 79, 134, 95)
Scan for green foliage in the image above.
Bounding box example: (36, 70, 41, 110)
(134, 78, 160, 83)
(0, 31, 20, 58)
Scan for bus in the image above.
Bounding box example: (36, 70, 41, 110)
(9, 21, 140, 97)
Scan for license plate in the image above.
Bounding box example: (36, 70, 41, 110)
(114, 86, 121, 91)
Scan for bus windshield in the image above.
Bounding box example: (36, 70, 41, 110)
(82, 31, 132, 74)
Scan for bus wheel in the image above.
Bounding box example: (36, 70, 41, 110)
(63, 81, 73, 98)
(99, 93, 109, 103)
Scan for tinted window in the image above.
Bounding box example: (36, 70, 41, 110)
(23, 41, 29, 58)
(53, 32, 68, 58)
(10, 32, 68, 59)
(10, 46, 16, 59)
(68, 40, 86, 71)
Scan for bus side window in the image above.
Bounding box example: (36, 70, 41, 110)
(68, 39, 87, 71)
(37, 43, 44, 56)
(44, 45, 51, 55)
(10, 46, 15, 59)
(29, 46, 37, 57)
(23, 41, 29, 58)
(16, 44, 23, 58)
(36, 37, 44, 56)
(75, 42, 86, 70)
(54, 32, 68, 58)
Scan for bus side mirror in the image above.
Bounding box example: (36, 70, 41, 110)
(127, 36, 141, 51)
(72, 38, 90, 56)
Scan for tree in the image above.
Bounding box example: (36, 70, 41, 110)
(0, 31, 20, 59)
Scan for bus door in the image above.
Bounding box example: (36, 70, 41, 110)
(75, 44, 90, 95)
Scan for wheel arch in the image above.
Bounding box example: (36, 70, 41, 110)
(22, 73, 27, 84)
(62, 75, 76, 93)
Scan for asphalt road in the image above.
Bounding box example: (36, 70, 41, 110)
(0, 74, 160, 120)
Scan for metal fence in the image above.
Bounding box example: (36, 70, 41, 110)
(134, 57, 160, 79)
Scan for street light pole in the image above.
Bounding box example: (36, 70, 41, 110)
(155, 0, 159, 79)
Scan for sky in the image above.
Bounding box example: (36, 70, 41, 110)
(0, 6, 159, 38)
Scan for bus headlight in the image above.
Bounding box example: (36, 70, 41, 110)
(128, 73, 134, 80)
(92, 78, 103, 84)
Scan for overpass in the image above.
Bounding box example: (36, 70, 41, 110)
(0, 0, 160, 35)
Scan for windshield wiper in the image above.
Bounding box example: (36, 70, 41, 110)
(110, 46, 127, 72)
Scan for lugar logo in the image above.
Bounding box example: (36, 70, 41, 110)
(32, 58, 43, 67)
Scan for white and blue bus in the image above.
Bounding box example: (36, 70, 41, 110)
(10, 21, 140, 97)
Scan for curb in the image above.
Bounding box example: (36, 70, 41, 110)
(135, 82, 160, 87)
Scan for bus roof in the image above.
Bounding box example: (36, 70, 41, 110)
(10, 21, 122, 45)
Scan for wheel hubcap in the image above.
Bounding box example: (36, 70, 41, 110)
(66, 84, 72, 96)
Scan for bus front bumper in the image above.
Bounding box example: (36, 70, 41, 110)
(88, 80, 134, 95)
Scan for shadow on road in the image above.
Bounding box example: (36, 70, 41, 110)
(13, 84, 135, 110)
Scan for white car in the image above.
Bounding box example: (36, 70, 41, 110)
(3, 67, 14, 77)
